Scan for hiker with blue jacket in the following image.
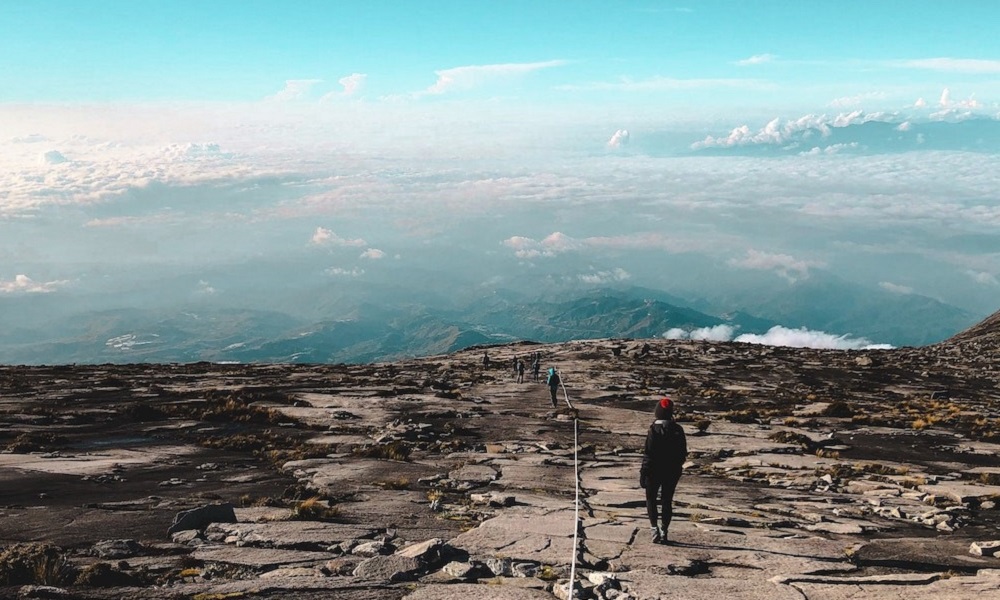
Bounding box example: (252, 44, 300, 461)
(640, 397, 687, 544)
(546, 367, 561, 408)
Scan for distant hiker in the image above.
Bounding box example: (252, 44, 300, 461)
(516, 359, 525, 383)
(546, 367, 561, 408)
(640, 397, 687, 544)
(512, 355, 519, 374)
(482, 351, 490, 370)
(640, 343, 651, 357)
(531, 356, 541, 382)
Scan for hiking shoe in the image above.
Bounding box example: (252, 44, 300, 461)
(650, 526, 661, 544)
(658, 527, 669, 545)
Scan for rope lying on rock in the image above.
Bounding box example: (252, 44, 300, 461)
(556, 370, 580, 599)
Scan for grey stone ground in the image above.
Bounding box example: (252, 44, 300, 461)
(2, 334, 1000, 598)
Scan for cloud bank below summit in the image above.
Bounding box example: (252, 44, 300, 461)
(663, 325, 893, 350)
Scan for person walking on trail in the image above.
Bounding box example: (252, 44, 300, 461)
(516, 359, 525, 383)
(546, 367, 561, 408)
(482, 351, 490, 370)
(640, 397, 687, 544)
(531, 356, 541, 382)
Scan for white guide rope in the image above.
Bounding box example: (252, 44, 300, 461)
(558, 373, 580, 599)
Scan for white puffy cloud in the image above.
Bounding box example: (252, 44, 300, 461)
(662, 324, 890, 349)
(966, 270, 999, 286)
(40, 150, 68, 165)
(0, 274, 68, 293)
(607, 129, 630, 148)
(311, 227, 367, 247)
(338, 73, 367, 96)
(935, 87, 981, 111)
(12, 134, 47, 143)
(828, 92, 887, 108)
(879, 281, 913, 294)
(360, 248, 385, 260)
(502, 232, 579, 258)
(728, 249, 822, 282)
(939, 88, 951, 107)
(268, 79, 323, 101)
(734, 326, 892, 350)
(914, 98, 927, 108)
(661, 325, 735, 342)
(578, 268, 630, 284)
(736, 53, 776, 66)
(663, 328, 688, 340)
(196, 280, 217, 295)
(424, 60, 566, 95)
(326, 267, 364, 277)
(691, 111, 897, 150)
(691, 325, 736, 341)
(799, 142, 859, 156)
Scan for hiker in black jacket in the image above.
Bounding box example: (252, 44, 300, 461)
(640, 397, 687, 544)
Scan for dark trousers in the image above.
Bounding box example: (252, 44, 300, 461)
(548, 386, 558, 406)
(645, 472, 681, 531)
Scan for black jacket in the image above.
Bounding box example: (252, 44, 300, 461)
(640, 420, 687, 481)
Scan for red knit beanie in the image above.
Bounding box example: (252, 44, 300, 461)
(654, 397, 673, 419)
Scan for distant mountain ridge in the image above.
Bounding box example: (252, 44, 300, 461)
(0, 283, 984, 365)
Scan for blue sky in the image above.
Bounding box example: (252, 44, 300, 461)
(3, 0, 999, 108)
(1, 1, 1000, 350)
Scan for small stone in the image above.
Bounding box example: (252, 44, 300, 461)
(352, 540, 389, 557)
(91, 539, 143, 559)
(970, 540, 1000, 557)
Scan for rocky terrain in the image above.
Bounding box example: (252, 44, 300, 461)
(1, 310, 999, 599)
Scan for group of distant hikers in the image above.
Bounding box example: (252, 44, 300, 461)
(482, 350, 562, 407)
(479, 349, 687, 544)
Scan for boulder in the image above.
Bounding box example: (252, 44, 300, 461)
(353, 554, 422, 582)
(167, 503, 236, 536)
(90, 539, 143, 559)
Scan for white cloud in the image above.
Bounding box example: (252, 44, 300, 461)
(914, 98, 927, 108)
(607, 129, 630, 148)
(12, 134, 47, 143)
(799, 142, 859, 156)
(268, 79, 323, 101)
(691, 325, 736, 341)
(736, 53, 776, 66)
(939, 88, 951, 107)
(966, 270, 999, 286)
(828, 92, 887, 108)
(338, 73, 367, 96)
(360, 248, 385, 260)
(663, 328, 688, 340)
(0, 274, 68, 293)
(728, 249, 822, 282)
(326, 267, 364, 277)
(662, 324, 890, 349)
(40, 150, 68, 165)
(692, 111, 894, 150)
(896, 121, 912, 131)
(735, 326, 892, 350)
(423, 60, 566, 95)
(578, 268, 630, 284)
(196, 280, 216, 295)
(879, 281, 913, 294)
(935, 87, 981, 111)
(502, 232, 579, 258)
(310, 227, 367, 247)
(662, 325, 735, 342)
